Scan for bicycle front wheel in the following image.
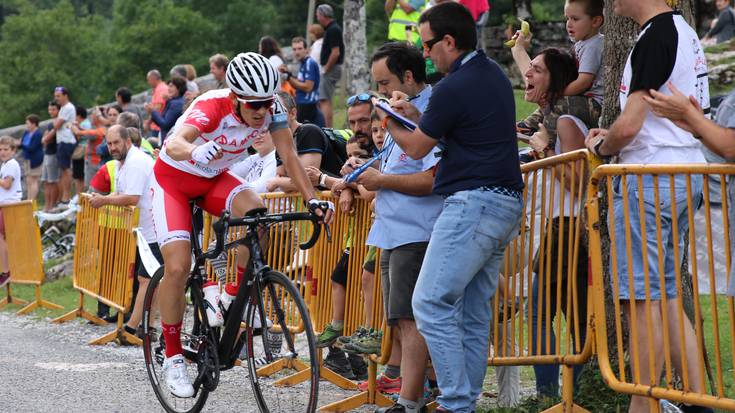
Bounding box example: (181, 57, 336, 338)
(244, 270, 319, 413)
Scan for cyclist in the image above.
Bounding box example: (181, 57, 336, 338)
(149, 52, 333, 398)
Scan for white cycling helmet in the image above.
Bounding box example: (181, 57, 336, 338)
(226, 52, 280, 99)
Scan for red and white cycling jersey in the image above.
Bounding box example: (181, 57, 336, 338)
(158, 88, 288, 178)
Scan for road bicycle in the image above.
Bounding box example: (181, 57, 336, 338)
(142, 203, 327, 413)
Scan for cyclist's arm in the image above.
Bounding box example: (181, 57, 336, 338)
(271, 127, 318, 202)
(164, 125, 202, 161)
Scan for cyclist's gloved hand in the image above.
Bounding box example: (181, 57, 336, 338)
(192, 141, 223, 164)
(307, 198, 335, 223)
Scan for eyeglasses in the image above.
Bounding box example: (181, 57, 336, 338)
(422, 36, 444, 53)
(236, 96, 275, 110)
(346, 93, 372, 106)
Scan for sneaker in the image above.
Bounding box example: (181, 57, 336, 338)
(338, 326, 368, 345)
(324, 349, 355, 380)
(203, 284, 224, 327)
(162, 354, 195, 398)
(0, 272, 9, 288)
(317, 324, 344, 348)
(358, 373, 402, 394)
(348, 352, 368, 381)
(346, 329, 382, 355)
(375, 404, 407, 413)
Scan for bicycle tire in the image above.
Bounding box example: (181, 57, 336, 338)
(244, 270, 319, 413)
(142, 266, 210, 413)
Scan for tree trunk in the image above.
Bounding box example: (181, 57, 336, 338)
(513, 0, 532, 20)
(343, 0, 370, 97)
(306, 0, 316, 46)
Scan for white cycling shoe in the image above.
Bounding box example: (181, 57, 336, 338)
(162, 354, 195, 398)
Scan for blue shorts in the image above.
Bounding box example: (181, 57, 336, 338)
(56, 142, 77, 170)
(611, 174, 703, 300)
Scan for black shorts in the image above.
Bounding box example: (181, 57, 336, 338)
(330, 248, 350, 287)
(72, 158, 84, 180)
(56, 142, 77, 170)
(135, 242, 163, 278)
(380, 242, 428, 325)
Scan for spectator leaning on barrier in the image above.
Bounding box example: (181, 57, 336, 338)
(360, 41, 443, 413)
(148, 77, 186, 143)
(0, 136, 23, 288)
(209, 54, 229, 90)
(584, 0, 713, 411)
(87, 125, 158, 344)
(281, 36, 324, 127)
(41, 101, 61, 212)
(316, 4, 344, 128)
(53, 86, 77, 207)
(381, 3, 524, 412)
(20, 114, 43, 202)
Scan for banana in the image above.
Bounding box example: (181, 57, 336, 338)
(505, 18, 531, 48)
(666, 0, 678, 7)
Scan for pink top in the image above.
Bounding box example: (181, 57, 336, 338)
(459, 0, 489, 21)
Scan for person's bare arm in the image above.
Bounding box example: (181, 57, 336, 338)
(89, 193, 139, 208)
(165, 125, 205, 161)
(564, 73, 595, 96)
(0, 176, 13, 190)
(356, 167, 434, 196)
(510, 32, 532, 76)
(287, 76, 315, 93)
(324, 47, 340, 74)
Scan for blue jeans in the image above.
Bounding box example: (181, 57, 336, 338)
(413, 189, 523, 412)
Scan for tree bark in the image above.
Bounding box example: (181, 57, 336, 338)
(343, 0, 370, 97)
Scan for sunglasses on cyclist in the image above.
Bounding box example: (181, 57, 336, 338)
(346, 93, 373, 106)
(236, 96, 275, 110)
(422, 36, 444, 53)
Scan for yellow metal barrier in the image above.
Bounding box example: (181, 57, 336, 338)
(490, 149, 593, 412)
(587, 164, 735, 412)
(0, 200, 63, 314)
(53, 194, 139, 346)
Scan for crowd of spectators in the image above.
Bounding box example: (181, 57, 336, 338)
(0, 0, 728, 412)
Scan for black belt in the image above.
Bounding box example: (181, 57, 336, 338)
(478, 185, 523, 200)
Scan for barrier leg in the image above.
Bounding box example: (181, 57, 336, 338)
(319, 358, 392, 413)
(541, 365, 590, 413)
(0, 284, 29, 309)
(90, 312, 141, 346)
(52, 292, 107, 325)
(16, 285, 63, 315)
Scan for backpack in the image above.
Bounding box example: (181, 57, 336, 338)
(320, 127, 351, 166)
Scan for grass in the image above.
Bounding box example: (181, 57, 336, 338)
(1, 276, 97, 320)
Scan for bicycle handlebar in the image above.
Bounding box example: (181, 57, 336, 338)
(203, 210, 326, 261)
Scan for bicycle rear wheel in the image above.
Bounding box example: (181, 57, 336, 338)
(142, 266, 212, 413)
(243, 270, 319, 413)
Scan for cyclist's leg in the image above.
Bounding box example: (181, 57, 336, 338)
(200, 172, 264, 296)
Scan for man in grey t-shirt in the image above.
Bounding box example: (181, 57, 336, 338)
(53, 86, 77, 205)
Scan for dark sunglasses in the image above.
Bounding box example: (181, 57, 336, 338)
(422, 36, 443, 53)
(346, 93, 372, 106)
(237, 97, 275, 110)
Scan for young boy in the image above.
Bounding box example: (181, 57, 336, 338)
(0, 136, 23, 287)
(512, 0, 604, 138)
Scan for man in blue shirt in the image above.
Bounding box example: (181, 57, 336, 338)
(380, 3, 524, 412)
(357, 42, 443, 413)
(281, 37, 324, 127)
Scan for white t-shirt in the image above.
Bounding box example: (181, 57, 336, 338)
(309, 39, 323, 70)
(116, 146, 155, 242)
(56, 102, 77, 144)
(268, 55, 284, 71)
(229, 150, 277, 193)
(0, 158, 22, 204)
(619, 12, 709, 164)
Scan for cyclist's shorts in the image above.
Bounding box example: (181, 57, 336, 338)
(150, 159, 253, 246)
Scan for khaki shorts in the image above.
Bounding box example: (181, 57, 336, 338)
(24, 159, 42, 178)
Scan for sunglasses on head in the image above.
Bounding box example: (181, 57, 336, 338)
(237, 96, 275, 110)
(346, 93, 372, 106)
(54, 86, 67, 94)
